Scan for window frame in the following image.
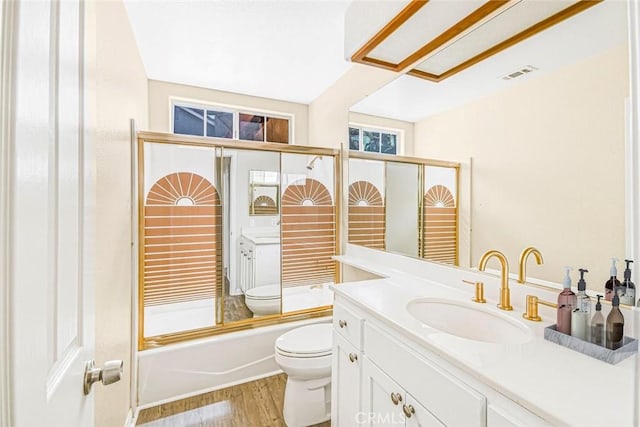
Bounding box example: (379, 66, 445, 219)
(170, 98, 295, 144)
(348, 123, 403, 155)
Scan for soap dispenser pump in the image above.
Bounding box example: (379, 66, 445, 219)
(557, 266, 576, 335)
(571, 269, 590, 341)
(591, 295, 605, 346)
(605, 258, 621, 301)
(620, 260, 635, 305)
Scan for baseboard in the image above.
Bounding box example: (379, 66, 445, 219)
(124, 408, 138, 427)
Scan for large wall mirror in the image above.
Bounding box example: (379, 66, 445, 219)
(347, 1, 629, 294)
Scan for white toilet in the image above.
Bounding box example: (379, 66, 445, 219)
(244, 284, 281, 316)
(275, 323, 333, 427)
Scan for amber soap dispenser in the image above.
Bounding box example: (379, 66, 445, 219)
(606, 291, 625, 350)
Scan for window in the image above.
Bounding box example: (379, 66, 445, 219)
(172, 101, 291, 144)
(348, 125, 399, 155)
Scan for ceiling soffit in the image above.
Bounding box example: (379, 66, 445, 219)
(349, 0, 603, 82)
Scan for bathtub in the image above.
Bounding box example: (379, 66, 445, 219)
(144, 298, 215, 337)
(145, 284, 334, 336)
(137, 316, 332, 408)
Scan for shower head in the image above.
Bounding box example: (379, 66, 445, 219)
(306, 155, 322, 170)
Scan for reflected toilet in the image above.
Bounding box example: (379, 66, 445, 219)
(244, 284, 281, 316)
(274, 323, 333, 427)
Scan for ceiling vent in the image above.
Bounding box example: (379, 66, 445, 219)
(501, 65, 538, 81)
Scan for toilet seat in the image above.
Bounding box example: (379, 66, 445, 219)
(245, 284, 280, 300)
(275, 323, 332, 358)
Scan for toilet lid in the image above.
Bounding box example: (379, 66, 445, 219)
(275, 323, 333, 357)
(245, 284, 280, 300)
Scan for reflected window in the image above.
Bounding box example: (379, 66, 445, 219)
(348, 124, 400, 155)
(363, 131, 380, 153)
(381, 133, 397, 154)
(349, 127, 360, 150)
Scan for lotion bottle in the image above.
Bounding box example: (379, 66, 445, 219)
(605, 258, 621, 302)
(620, 260, 636, 306)
(591, 295, 605, 346)
(571, 269, 590, 341)
(557, 267, 576, 335)
(606, 291, 624, 350)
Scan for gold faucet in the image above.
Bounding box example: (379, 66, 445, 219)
(518, 247, 544, 284)
(478, 250, 513, 311)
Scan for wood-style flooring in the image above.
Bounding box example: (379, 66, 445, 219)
(137, 374, 331, 427)
(223, 276, 253, 324)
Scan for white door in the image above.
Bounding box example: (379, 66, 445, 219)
(3, 0, 102, 425)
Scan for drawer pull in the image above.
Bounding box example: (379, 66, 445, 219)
(390, 392, 402, 405)
(402, 404, 415, 418)
(348, 353, 358, 363)
(338, 319, 347, 328)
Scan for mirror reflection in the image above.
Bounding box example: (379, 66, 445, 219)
(347, 1, 629, 290)
(228, 150, 281, 323)
(249, 170, 280, 216)
(348, 156, 459, 263)
(385, 161, 419, 257)
(280, 153, 335, 314)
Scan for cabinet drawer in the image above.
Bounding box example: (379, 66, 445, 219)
(333, 302, 364, 349)
(365, 322, 486, 427)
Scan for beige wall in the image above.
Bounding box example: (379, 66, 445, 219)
(90, 1, 148, 425)
(308, 64, 397, 148)
(349, 112, 415, 156)
(414, 45, 629, 288)
(147, 80, 309, 145)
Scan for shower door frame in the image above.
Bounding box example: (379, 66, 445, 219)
(136, 131, 342, 350)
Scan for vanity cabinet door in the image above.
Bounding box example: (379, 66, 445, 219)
(254, 243, 280, 286)
(405, 393, 444, 427)
(331, 334, 361, 426)
(238, 239, 247, 291)
(362, 357, 407, 427)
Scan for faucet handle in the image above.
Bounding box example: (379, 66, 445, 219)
(522, 294, 557, 322)
(462, 280, 486, 304)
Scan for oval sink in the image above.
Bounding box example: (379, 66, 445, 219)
(407, 298, 532, 345)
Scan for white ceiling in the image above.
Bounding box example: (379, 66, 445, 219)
(351, 1, 629, 122)
(123, 0, 353, 104)
(124, 1, 629, 120)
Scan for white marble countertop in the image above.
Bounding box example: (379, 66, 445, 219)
(332, 253, 637, 427)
